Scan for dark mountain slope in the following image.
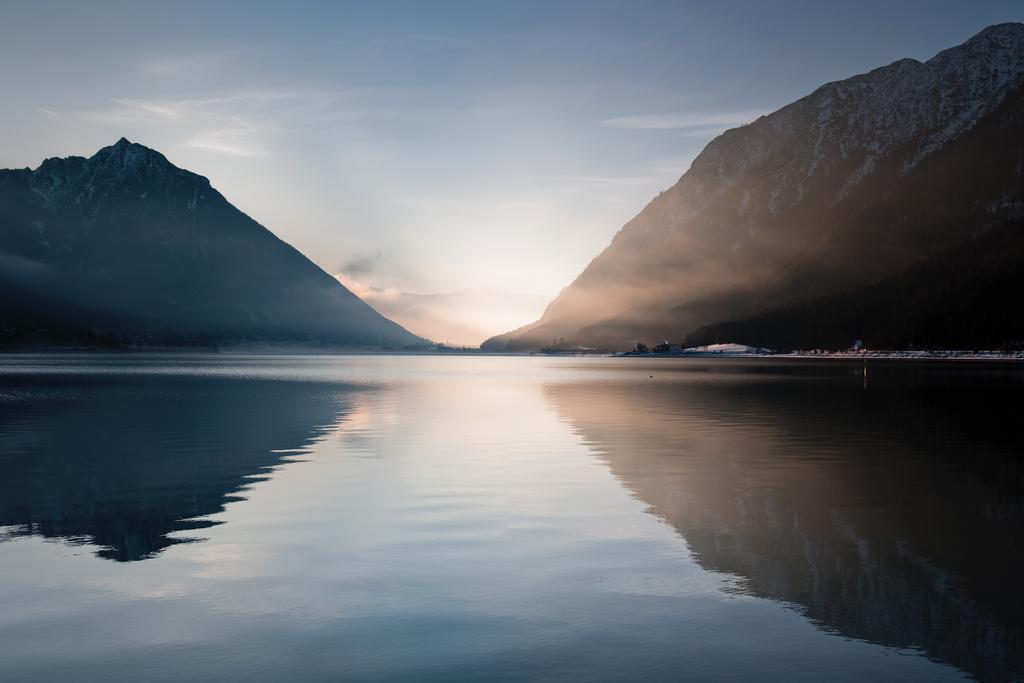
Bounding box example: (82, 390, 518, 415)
(0, 139, 425, 348)
(683, 218, 1024, 351)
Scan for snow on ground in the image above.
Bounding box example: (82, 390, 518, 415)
(683, 343, 762, 354)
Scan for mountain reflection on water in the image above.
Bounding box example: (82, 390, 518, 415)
(0, 355, 1021, 682)
(545, 360, 1024, 683)
(0, 366, 354, 561)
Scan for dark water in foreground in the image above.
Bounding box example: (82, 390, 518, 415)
(0, 355, 1021, 682)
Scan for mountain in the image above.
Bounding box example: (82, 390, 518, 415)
(485, 24, 1024, 351)
(0, 138, 426, 348)
(684, 217, 1024, 350)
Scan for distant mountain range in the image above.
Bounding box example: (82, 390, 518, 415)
(334, 279, 549, 348)
(0, 138, 425, 349)
(485, 23, 1024, 351)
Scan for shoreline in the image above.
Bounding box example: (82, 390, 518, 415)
(616, 351, 1024, 361)
(2, 347, 1024, 361)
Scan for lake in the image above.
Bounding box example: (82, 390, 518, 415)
(0, 354, 1021, 682)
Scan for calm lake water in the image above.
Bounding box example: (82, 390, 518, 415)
(0, 354, 1021, 682)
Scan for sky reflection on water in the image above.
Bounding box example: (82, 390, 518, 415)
(0, 355, 1020, 681)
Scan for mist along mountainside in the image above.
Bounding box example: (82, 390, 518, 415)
(485, 23, 1024, 352)
(0, 138, 425, 349)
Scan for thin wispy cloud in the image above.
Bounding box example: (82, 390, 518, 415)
(82, 90, 328, 123)
(78, 89, 346, 158)
(549, 174, 665, 187)
(183, 130, 270, 158)
(601, 110, 765, 130)
(35, 107, 59, 117)
(137, 54, 231, 79)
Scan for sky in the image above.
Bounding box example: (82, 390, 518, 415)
(1, 0, 1022, 342)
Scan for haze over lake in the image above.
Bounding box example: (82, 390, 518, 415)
(1, 355, 1020, 682)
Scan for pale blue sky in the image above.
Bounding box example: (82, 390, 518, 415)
(2, 1, 1021, 305)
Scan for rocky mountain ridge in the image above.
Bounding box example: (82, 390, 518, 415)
(485, 23, 1024, 351)
(0, 138, 425, 348)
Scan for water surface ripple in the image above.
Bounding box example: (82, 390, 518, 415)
(0, 354, 1020, 681)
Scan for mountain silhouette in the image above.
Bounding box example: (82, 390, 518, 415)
(0, 138, 426, 348)
(486, 24, 1024, 351)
